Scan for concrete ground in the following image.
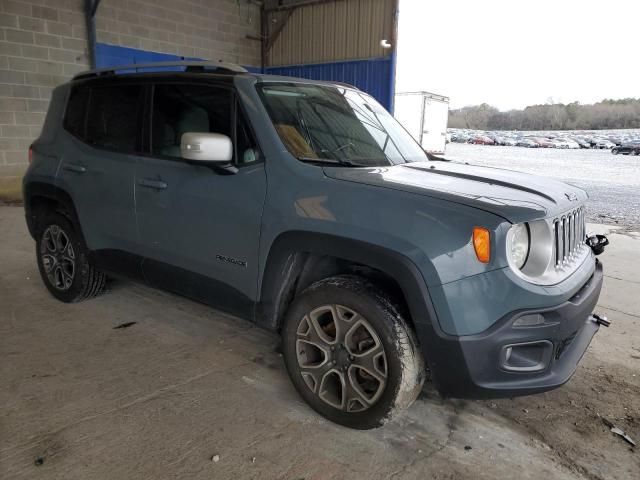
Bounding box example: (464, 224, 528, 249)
(0, 205, 638, 479)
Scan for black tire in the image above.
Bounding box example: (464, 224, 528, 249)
(612, 149, 619, 155)
(282, 275, 424, 429)
(35, 212, 107, 303)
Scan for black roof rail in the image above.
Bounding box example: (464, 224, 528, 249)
(72, 61, 249, 81)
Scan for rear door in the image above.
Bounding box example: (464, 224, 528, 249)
(56, 81, 144, 276)
(134, 81, 267, 318)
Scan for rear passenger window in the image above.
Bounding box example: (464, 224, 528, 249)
(64, 86, 90, 139)
(86, 85, 142, 153)
(151, 84, 231, 159)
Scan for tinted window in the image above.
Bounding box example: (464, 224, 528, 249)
(86, 85, 142, 152)
(259, 84, 428, 166)
(64, 85, 90, 139)
(236, 104, 260, 165)
(151, 84, 231, 159)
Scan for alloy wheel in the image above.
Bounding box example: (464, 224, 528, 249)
(40, 225, 76, 291)
(295, 304, 388, 413)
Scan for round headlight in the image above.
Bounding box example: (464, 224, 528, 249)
(508, 223, 530, 269)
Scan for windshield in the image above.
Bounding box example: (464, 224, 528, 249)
(258, 83, 428, 167)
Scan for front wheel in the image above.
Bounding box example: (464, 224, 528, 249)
(282, 275, 424, 429)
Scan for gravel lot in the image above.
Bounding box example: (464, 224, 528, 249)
(445, 143, 640, 229)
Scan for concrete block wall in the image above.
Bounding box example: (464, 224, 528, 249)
(0, 0, 261, 179)
(0, 0, 89, 177)
(96, 0, 261, 67)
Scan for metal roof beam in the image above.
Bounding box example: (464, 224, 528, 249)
(265, 9, 293, 52)
(264, 0, 342, 13)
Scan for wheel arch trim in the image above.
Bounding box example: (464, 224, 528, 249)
(23, 181, 84, 243)
(256, 231, 456, 386)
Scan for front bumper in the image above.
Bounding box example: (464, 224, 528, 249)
(432, 260, 604, 399)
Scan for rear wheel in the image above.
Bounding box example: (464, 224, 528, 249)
(36, 212, 107, 302)
(612, 149, 619, 155)
(282, 275, 424, 429)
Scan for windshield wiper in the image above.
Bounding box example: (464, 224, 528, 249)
(331, 142, 354, 155)
(299, 157, 366, 168)
(425, 151, 450, 162)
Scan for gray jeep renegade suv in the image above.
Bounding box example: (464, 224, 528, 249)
(23, 61, 609, 429)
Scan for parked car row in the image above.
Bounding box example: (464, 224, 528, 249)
(449, 128, 640, 152)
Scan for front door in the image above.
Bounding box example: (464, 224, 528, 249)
(135, 82, 266, 318)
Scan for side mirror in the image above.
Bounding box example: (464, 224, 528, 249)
(181, 132, 233, 163)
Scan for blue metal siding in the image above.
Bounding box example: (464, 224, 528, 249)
(95, 44, 393, 111)
(265, 57, 393, 111)
(243, 65, 263, 74)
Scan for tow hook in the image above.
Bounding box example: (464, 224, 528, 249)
(592, 313, 611, 327)
(586, 234, 609, 255)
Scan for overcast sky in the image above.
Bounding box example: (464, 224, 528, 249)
(395, 0, 639, 111)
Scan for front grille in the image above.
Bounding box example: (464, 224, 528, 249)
(553, 207, 586, 267)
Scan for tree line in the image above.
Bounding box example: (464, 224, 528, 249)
(448, 98, 640, 131)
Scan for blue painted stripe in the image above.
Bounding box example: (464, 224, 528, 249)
(95, 42, 259, 73)
(265, 57, 394, 111)
(95, 43, 201, 71)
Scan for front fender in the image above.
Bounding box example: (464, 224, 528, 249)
(260, 166, 509, 289)
(258, 229, 515, 398)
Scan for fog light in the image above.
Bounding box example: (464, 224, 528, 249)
(513, 313, 546, 327)
(500, 340, 553, 372)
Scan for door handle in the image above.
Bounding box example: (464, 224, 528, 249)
(137, 178, 168, 190)
(63, 163, 86, 173)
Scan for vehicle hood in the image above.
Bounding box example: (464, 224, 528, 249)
(323, 161, 588, 223)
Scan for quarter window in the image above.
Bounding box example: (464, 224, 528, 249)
(85, 85, 142, 153)
(64, 85, 90, 139)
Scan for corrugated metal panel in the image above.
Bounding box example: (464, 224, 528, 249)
(265, 56, 393, 111)
(268, 0, 394, 66)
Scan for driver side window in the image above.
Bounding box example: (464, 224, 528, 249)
(151, 84, 232, 159)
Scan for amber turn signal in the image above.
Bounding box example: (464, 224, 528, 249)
(473, 227, 491, 263)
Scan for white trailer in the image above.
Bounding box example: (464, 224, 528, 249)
(394, 91, 450, 155)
